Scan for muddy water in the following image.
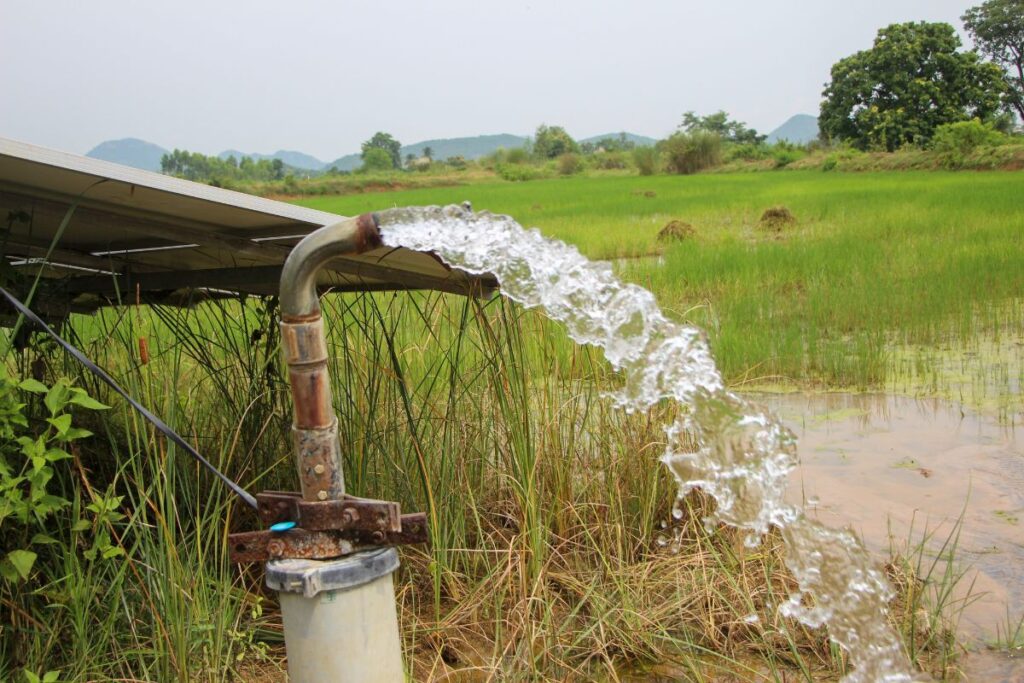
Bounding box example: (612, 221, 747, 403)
(756, 392, 1024, 677)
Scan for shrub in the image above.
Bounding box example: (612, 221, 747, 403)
(632, 146, 659, 176)
(822, 155, 839, 172)
(725, 142, 770, 162)
(592, 151, 629, 170)
(497, 163, 546, 182)
(557, 152, 583, 175)
(0, 372, 119, 592)
(505, 147, 529, 164)
(660, 131, 723, 174)
(931, 119, 1007, 168)
(771, 147, 805, 168)
(481, 149, 508, 168)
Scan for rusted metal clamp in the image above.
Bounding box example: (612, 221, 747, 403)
(229, 491, 428, 562)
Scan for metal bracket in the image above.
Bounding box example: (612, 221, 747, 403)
(229, 491, 428, 562)
(255, 490, 402, 533)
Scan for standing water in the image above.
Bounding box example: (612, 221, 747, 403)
(378, 204, 921, 682)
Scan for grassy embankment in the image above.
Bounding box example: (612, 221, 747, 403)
(3, 170, 1018, 681)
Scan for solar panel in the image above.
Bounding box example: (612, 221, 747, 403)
(0, 137, 495, 319)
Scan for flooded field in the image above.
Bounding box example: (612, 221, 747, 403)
(758, 391, 1024, 678)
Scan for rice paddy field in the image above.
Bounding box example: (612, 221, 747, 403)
(3, 169, 1023, 681)
(298, 171, 1024, 408)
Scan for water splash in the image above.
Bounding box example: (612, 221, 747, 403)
(378, 204, 920, 682)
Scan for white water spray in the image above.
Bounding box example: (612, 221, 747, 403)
(379, 204, 921, 682)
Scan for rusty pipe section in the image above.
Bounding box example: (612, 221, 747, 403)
(279, 214, 381, 501)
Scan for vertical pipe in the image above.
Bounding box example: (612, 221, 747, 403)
(274, 213, 406, 682)
(280, 315, 345, 500)
(278, 213, 381, 501)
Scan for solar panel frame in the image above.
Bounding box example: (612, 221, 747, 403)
(0, 137, 495, 317)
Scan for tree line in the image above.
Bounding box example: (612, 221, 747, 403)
(160, 149, 287, 185)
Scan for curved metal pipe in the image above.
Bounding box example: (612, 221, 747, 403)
(280, 213, 382, 320)
(278, 213, 381, 501)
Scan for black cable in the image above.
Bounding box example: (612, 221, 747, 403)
(0, 286, 259, 509)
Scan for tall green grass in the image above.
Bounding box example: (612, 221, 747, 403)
(1, 289, 959, 680)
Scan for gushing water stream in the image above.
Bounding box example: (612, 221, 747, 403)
(378, 205, 920, 682)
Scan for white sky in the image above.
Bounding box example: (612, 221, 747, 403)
(0, 0, 975, 160)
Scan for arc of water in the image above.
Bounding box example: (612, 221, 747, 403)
(379, 204, 922, 683)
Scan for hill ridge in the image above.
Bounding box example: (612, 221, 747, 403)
(766, 114, 818, 144)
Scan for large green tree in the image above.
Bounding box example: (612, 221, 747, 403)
(820, 22, 1006, 150)
(532, 125, 579, 159)
(360, 132, 402, 169)
(361, 147, 394, 172)
(680, 111, 764, 144)
(963, 0, 1024, 122)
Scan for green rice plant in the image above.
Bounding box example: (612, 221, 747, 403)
(885, 510, 975, 680)
(992, 608, 1024, 650)
(297, 170, 1024, 397)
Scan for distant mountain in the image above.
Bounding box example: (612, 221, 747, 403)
(86, 138, 168, 172)
(766, 115, 819, 144)
(218, 149, 326, 171)
(327, 153, 364, 173)
(401, 133, 528, 161)
(328, 134, 530, 171)
(580, 132, 658, 147)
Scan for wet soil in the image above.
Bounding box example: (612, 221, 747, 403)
(754, 391, 1024, 679)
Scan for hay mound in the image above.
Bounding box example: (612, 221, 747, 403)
(759, 206, 796, 230)
(657, 220, 695, 243)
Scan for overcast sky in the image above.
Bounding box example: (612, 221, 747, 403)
(1, 0, 976, 160)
